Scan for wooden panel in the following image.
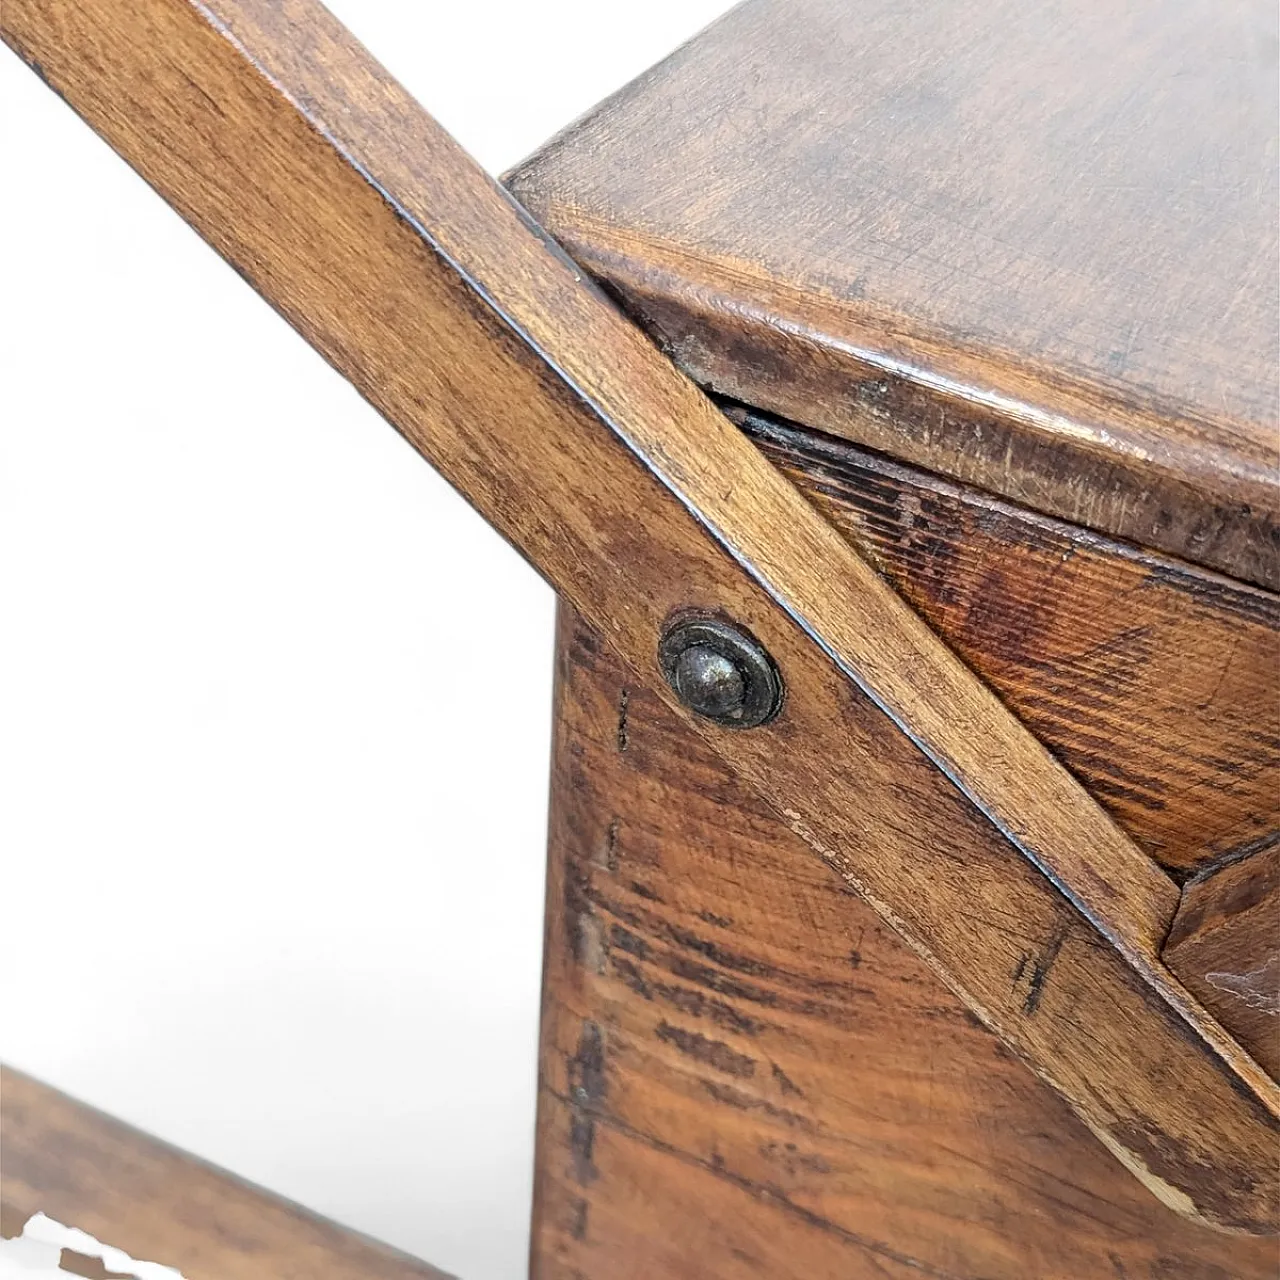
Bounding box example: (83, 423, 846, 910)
(506, 0, 1280, 588)
(1164, 841, 1280, 1079)
(0, 1067, 452, 1279)
(740, 408, 1280, 881)
(535, 605, 1279, 1277)
(6, 0, 1278, 1229)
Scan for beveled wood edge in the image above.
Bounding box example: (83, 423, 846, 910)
(0, 1066, 455, 1279)
(4, 0, 1277, 1231)
(501, 204, 1280, 592)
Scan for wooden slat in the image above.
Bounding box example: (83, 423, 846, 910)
(1164, 841, 1280, 1080)
(3, 0, 1276, 1231)
(506, 0, 1280, 589)
(0, 1067, 453, 1280)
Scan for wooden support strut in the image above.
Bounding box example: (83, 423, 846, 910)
(4, 0, 1276, 1233)
(0, 1068, 455, 1280)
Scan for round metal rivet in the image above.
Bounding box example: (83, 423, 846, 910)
(672, 644, 746, 719)
(658, 615, 782, 729)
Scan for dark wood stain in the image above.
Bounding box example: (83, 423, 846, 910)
(654, 1021, 758, 1078)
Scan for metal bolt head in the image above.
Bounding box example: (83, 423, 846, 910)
(658, 615, 782, 729)
(672, 644, 746, 719)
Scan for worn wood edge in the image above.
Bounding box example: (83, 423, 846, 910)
(502, 204, 1280, 592)
(0, 1066, 455, 1279)
(5, 0, 1278, 1231)
(731, 402, 1280, 613)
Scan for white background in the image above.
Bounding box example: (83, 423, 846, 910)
(0, 4, 732, 1278)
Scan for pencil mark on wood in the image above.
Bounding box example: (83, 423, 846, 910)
(1018, 927, 1070, 1016)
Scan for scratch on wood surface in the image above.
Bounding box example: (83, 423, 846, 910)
(1206, 955, 1280, 1015)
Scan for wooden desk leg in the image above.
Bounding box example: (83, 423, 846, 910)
(529, 604, 1277, 1280)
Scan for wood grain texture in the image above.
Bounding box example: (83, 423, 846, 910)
(1164, 840, 1280, 1079)
(739, 407, 1280, 881)
(5, 0, 1277, 1228)
(506, 0, 1280, 588)
(0, 1067, 453, 1279)
(534, 605, 1280, 1277)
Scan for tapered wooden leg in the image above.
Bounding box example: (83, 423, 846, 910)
(529, 604, 1274, 1280)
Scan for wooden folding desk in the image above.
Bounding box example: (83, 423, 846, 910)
(3, 1, 1277, 1275)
